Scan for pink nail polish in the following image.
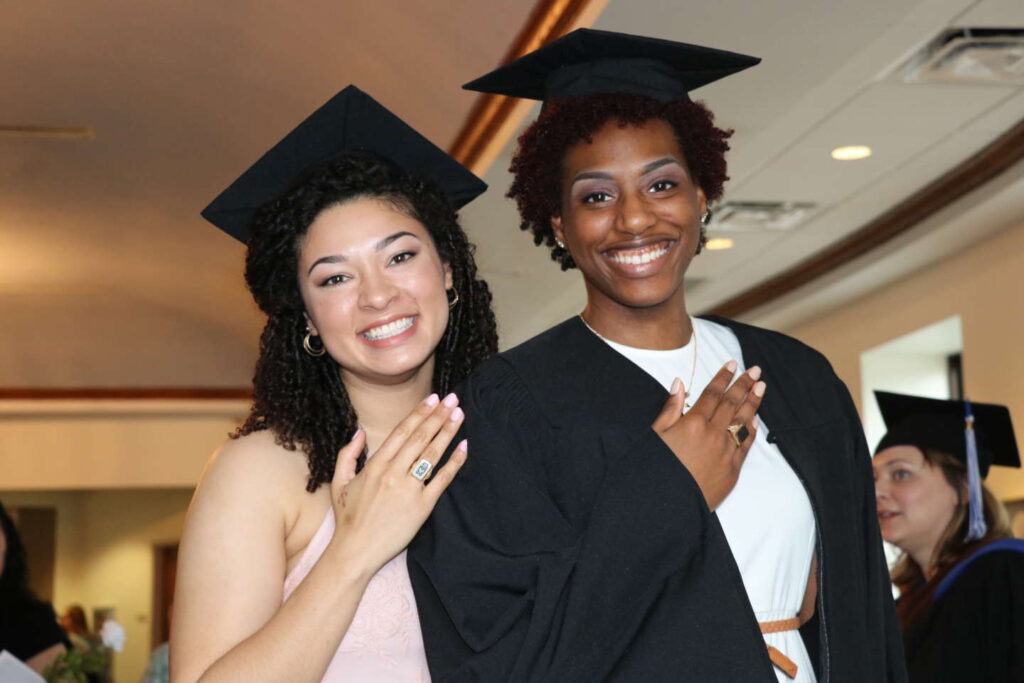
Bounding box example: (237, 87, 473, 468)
(442, 393, 459, 408)
(425, 393, 439, 406)
(456, 438, 468, 452)
(450, 407, 464, 421)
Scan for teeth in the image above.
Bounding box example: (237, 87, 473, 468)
(362, 316, 415, 341)
(608, 244, 669, 265)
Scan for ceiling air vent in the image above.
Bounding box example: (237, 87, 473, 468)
(712, 201, 818, 231)
(897, 28, 1024, 85)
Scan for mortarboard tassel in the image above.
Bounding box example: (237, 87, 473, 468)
(964, 401, 987, 541)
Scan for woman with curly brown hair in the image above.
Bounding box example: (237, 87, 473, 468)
(171, 87, 497, 682)
(409, 30, 905, 682)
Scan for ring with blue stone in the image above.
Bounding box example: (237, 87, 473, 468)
(409, 459, 433, 481)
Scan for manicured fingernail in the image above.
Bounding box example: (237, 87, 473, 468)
(456, 439, 468, 452)
(424, 393, 439, 406)
(753, 416, 761, 429)
(450, 407, 464, 421)
(442, 392, 459, 408)
(754, 381, 766, 397)
(726, 360, 738, 373)
(670, 378, 682, 395)
(350, 428, 363, 441)
(748, 366, 762, 381)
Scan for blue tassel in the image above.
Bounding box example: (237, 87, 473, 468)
(964, 401, 987, 541)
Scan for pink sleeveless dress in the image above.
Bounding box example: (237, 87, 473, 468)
(282, 511, 431, 682)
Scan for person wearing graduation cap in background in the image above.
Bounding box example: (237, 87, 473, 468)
(170, 86, 498, 682)
(408, 29, 906, 682)
(873, 392, 1023, 682)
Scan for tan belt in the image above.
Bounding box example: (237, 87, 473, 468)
(759, 617, 801, 679)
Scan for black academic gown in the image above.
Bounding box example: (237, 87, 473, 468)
(903, 539, 1024, 683)
(409, 316, 906, 682)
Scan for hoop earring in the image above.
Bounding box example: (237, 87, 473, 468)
(303, 330, 326, 357)
(447, 288, 460, 310)
(700, 210, 711, 226)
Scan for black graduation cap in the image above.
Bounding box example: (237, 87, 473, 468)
(202, 85, 487, 242)
(874, 391, 1020, 476)
(463, 28, 760, 103)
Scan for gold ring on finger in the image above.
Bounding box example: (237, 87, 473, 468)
(726, 423, 749, 447)
(409, 459, 433, 481)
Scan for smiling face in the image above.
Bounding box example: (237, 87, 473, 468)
(551, 117, 707, 316)
(873, 445, 963, 562)
(297, 197, 452, 386)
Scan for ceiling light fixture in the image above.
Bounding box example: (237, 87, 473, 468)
(0, 125, 95, 140)
(705, 237, 734, 251)
(831, 145, 872, 161)
(713, 201, 819, 231)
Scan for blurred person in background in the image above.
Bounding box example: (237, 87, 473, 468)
(0, 500, 68, 675)
(61, 604, 99, 654)
(873, 391, 1024, 682)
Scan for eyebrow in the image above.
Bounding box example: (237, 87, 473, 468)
(571, 157, 683, 185)
(307, 231, 420, 275)
(879, 459, 914, 469)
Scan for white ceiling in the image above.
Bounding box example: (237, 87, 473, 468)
(469, 0, 1024, 348)
(3, 0, 1023, 385)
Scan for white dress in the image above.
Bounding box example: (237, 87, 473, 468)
(601, 317, 818, 683)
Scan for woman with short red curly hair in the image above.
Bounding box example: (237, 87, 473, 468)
(410, 29, 906, 682)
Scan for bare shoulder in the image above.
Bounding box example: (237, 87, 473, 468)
(173, 430, 319, 681)
(195, 430, 309, 507)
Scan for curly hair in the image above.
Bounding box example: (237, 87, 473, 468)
(237, 154, 498, 491)
(508, 94, 733, 270)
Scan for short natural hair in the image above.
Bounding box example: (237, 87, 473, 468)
(508, 93, 733, 270)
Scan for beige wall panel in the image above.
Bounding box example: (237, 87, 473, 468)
(787, 219, 1024, 500)
(0, 408, 243, 489)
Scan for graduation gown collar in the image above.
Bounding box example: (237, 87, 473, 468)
(503, 314, 811, 435)
(502, 315, 668, 430)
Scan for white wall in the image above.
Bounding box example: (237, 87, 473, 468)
(860, 316, 962, 450)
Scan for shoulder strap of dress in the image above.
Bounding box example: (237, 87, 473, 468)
(934, 538, 1024, 602)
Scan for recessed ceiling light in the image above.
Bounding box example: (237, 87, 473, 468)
(705, 237, 734, 251)
(831, 145, 872, 161)
(0, 125, 95, 140)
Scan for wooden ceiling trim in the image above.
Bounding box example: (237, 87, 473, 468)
(0, 388, 252, 400)
(706, 116, 1024, 320)
(448, 0, 608, 175)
